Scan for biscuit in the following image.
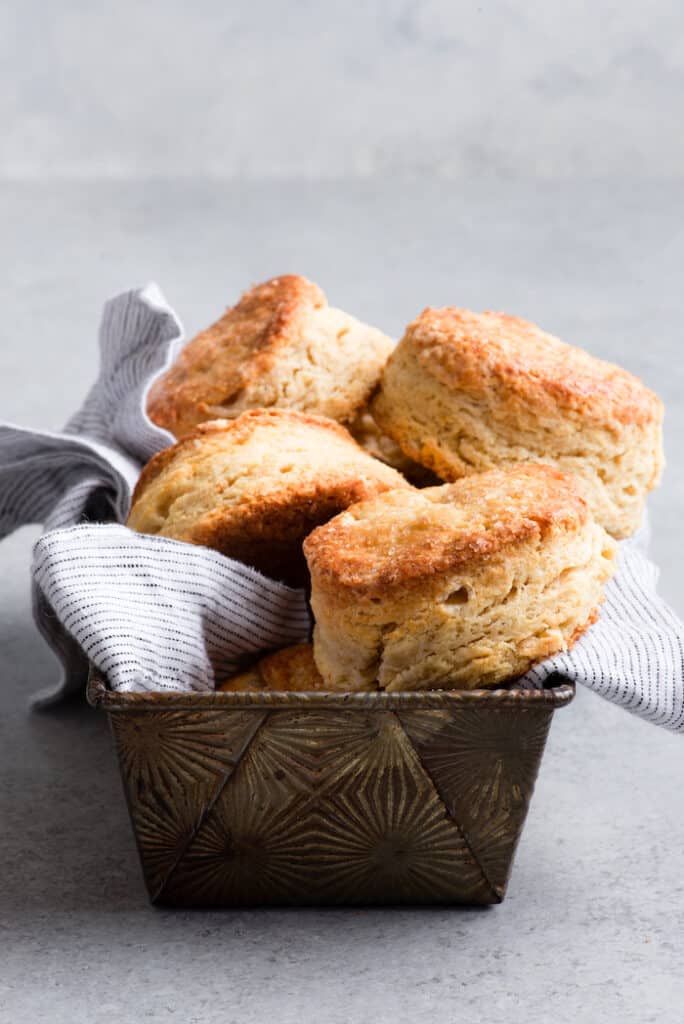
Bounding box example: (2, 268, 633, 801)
(127, 409, 410, 585)
(371, 308, 664, 538)
(148, 274, 393, 437)
(348, 411, 441, 487)
(217, 643, 326, 692)
(303, 464, 617, 692)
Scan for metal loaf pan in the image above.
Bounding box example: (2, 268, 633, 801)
(88, 671, 574, 907)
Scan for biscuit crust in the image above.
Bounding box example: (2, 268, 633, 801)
(128, 409, 410, 586)
(304, 464, 590, 599)
(218, 644, 325, 692)
(304, 465, 617, 692)
(148, 275, 393, 437)
(372, 308, 664, 538)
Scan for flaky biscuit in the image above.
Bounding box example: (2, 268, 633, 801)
(348, 410, 441, 487)
(372, 308, 664, 538)
(303, 464, 617, 692)
(217, 644, 326, 692)
(148, 274, 393, 437)
(127, 409, 410, 585)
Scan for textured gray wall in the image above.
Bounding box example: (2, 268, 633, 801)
(2, 0, 683, 180)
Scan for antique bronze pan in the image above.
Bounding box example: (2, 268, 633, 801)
(88, 671, 574, 907)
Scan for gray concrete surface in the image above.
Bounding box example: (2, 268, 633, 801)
(1, 180, 683, 1023)
(3, 0, 684, 181)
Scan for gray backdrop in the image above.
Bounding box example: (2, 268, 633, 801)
(2, 5, 683, 1024)
(2, 0, 684, 180)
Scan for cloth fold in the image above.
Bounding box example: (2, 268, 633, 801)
(0, 284, 682, 730)
(0, 285, 310, 704)
(32, 525, 311, 694)
(525, 527, 684, 730)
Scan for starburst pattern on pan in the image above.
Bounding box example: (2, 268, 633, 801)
(311, 720, 493, 904)
(160, 706, 493, 904)
(129, 780, 214, 899)
(234, 709, 410, 805)
(110, 700, 552, 905)
(110, 708, 266, 799)
(153, 711, 341, 905)
(398, 707, 552, 892)
(159, 787, 319, 906)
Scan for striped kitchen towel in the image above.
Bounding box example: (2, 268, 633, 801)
(0, 285, 310, 705)
(524, 521, 684, 731)
(31, 524, 311, 697)
(0, 285, 682, 729)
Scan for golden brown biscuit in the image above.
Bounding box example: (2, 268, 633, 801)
(127, 409, 410, 585)
(217, 644, 326, 692)
(372, 308, 664, 538)
(148, 274, 393, 438)
(303, 464, 617, 692)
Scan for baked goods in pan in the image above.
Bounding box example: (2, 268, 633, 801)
(148, 274, 393, 438)
(217, 643, 325, 692)
(371, 308, 664, 538)
(303, 464, 616, 692)
(127, 408, 410, 586)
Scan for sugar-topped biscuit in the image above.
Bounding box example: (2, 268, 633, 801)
(148, 274, 393, 438)
(304, 464, 616, 691)
(372, 308, 663, 538)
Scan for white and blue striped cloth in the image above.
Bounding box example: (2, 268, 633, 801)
(0, 286, 310, 706)
(1, 286, 682, 729)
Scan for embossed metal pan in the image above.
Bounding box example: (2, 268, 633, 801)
(88, 671, 574, 907)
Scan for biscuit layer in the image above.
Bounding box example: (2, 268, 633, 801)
(128, 409, 410, 585)
(218, 644, 325, 692)
(304, 465, 617, 691)
(149, 275, 393, 437)
(372, 308, 663, 538)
